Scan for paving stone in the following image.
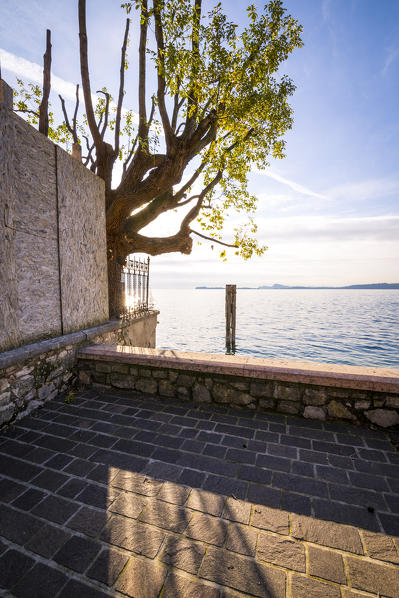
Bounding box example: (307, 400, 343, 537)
(251, 505, 289, 534)
(308, 545, 346, 583)
(238, 465, 272, 484)
(291, 514, 363, 554)
(316, 465, 348, 483)
(57, 477, 88, 499)
(115, 556, 167, 598)
(187, 488, 226, 516)
(143, 460, 183, 482)
(186, 512, 228, 546)
(347, 555, 399, 596)
(203, 474, 248, 499)
(328, 483, 387, 510)
(341, 590, 375, 598)
(58, 578, 111, 598)
(222, 497, 252, 524)
(361, 530, 399, 564)
(0, 478, 26, 502)
(32, 494, 77, 524)
(0, 504, 42, 545)
(247, 484, 281, 508)
(200, 547, 286, 598)
(157, 481, 190, 505)
(12, 487, 47, 511)
(203, 443, 227, 458)
(11, 562, 68, 598)
(31, 469, 70, 492)
(0, 454, 43, 481)
(87, 546, 129, 586)
(280, 492, 311, 516)
(313, 498, 380, 532)
(178, 468, 206, 487)
(291, 574, 341, 598)
(292, 461, 314, 477)
(25, 523, 71, 558)
(349, 470, 390, 491)
(0, 548, 35, 590)
(162, 571, 220, 598)
(226, 523, 258, 557)
(139, 499, 192, 533)
(76, 483, 120, 509)
(109, 491, 147, 519)
(256, 454, 291, 472)
(45, 453, 74, 470)
(257, 533, 305, 571)
(101, 514, 165, 557)
(280, 435, 311, 449)
(160, 536, 206, 574)
(67, 506, 110, 537)
(25, 447, 55, 464)
(53, 534, 101, 573)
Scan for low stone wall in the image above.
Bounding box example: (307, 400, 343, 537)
(77, 346, 399, 429)
(0, 312, 158, 427)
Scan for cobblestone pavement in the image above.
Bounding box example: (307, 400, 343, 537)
(1, 388, 399, 597)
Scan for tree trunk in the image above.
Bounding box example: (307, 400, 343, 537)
(107, 238, 126, 319)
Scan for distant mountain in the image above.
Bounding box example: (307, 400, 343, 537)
(196, 283, 399, 290)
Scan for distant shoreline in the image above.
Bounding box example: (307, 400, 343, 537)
(195, 283, 399, 290)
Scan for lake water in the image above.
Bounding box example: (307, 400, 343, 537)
(152, 289, 399, 368)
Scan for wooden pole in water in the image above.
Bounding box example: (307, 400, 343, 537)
(225, 284, 237, 352)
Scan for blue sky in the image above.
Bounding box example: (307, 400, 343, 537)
(1, 0, 398, 287)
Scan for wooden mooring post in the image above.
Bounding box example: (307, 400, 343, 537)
(225, 284, 236, 353)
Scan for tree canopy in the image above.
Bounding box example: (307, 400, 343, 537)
(14, 0, 303, 315)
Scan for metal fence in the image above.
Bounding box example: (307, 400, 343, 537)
(121, 256, 151, 317)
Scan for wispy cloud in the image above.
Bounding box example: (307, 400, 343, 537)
(382, 46, 399, 76)
(325, 177, 399, 202)
(255, 168, 327, 200)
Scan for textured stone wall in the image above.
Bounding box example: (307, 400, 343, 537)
(0, 313, 158, 428)
(0, 81, 108, 352)
(78, 359, 399, 429)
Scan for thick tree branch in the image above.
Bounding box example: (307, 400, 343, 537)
(138, 1, 148, 142)
(115, 17, 130, 156)
(39, 29, 51, 136)
(97, 90, 110, 139)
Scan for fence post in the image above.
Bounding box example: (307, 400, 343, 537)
(225, 284, 236, 353)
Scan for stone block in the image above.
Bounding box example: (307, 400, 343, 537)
(327, 399, 356, 420)
(212, 383, 238, 404)
(354, 399, 371, 410)
(11, 375, 35, 397)
(139, 368, 153, 378)
(115, 557, 167, 598)
(259, 398, 276, 410)
(159, 380, 175, 397)
(169, 371, 178, 382)
(304, 406, 326, 420)
(0, 392, 11, 407)
(250, 381, 274, 398)
(291, 514, 363, 554)
(177, 386, 190, 401)
(111, 363, 129, 374)
(257, 533, 305, 572)
(110, 373, 136, 389)
(233, 392, 254, 407)
(78, 370, 91, 385)
(136, 377, 157, 394)
(277, 400, 300, 414)
(365, 409, 399, 428)
(308, 545, 346, 583)
(274, 384, 300, 402)
(231, 381, 249, 391)
(0, 378, 10, 393)
(38, 383, 56, 401)
(192, 382, 211, 403)
(226, 523, 258, 556)
(291, 575, 341, 598)
(176, 374, 195, 387)
(160, 536, 205, 574)
(129, 366, 139, 376)
(222, 497, 251, 524)
(361, 530, 399, 565)
(251, 505, 289, 535)
(347, 555, 399, 596)
(386, 395, 399, 408)
(186, 513, 227, 546)
(96, 362, 112, 373)
(152, 369, 167, 379)
(0, 403, 15, 425)
(303, 387, 327, 406)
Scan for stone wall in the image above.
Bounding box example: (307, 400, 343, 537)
(77, 347, 399, 429)
(0, 79, 108, 352)
(0, 312, 158, 428)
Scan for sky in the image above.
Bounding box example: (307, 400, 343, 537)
(1, 0, 399, 288)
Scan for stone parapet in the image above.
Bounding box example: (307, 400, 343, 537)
(77, 346, 399, 428)
(0, 312, 158, 428)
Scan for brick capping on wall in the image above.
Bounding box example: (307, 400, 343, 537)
(0, 313, 158, 428)
(77, 345, 399, 428)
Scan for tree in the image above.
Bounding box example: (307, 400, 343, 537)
(14, 0, 303, 317)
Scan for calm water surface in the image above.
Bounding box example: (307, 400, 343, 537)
(152, 289, 399, 368)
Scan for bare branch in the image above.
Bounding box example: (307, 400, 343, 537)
(59, 94, 74, 136)
(78, 0, 102, 147)
(115, 17, 130, 156)
(72, 83, 80, 142)
(190, 229, 237, 248)
(96, 90, 110, 139)
(39, 29, 51, 136)
(15, 109, 39, 117)
(153, 0, 173, 148)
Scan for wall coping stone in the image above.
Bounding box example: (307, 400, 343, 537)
(0, 312, 158, 371)
(77, 344, 399, 394)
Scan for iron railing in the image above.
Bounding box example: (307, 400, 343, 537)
(121, 256, 151, 317)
